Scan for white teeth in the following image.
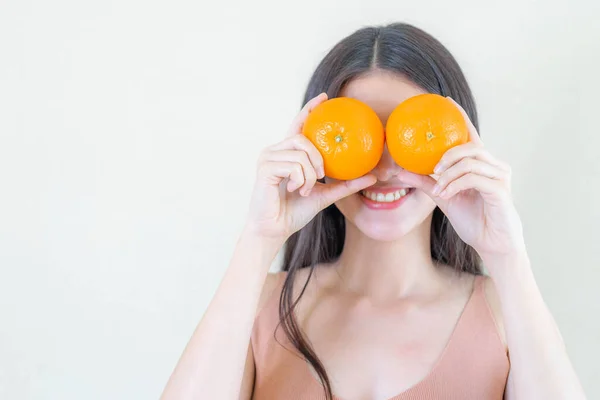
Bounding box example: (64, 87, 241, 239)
(362, 189, 411, 203)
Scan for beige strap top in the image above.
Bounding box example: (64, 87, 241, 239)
(251, 272, 509, 400)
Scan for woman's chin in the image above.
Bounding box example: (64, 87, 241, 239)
(335, 191, 436, 242)
(351, 219, 414, 242)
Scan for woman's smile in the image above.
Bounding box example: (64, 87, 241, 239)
(359, 186, 415, 210)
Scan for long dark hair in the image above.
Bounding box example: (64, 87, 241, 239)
(279, 23, 482, 399)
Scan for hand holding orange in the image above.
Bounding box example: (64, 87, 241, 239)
(301, 97, 385, 180)
(385, 94, 470, 175)
(302, 93, 470, 178)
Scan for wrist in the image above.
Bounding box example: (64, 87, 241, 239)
(482, 248, 532, 286)
(238, 225, 287, 262)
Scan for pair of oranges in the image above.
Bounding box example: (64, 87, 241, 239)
(302, 94, 470, 180)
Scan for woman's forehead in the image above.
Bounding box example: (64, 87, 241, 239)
(340, 71, 427, 124)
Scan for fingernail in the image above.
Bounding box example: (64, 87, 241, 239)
(439, 189, 448, 198)
(319, 168, 325, 179)
(434, 164, 443, 175)
(432, 184, 441, 195)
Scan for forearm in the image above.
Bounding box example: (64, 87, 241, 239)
(485, 252, 586, 399)
(161, 229, 283, 400)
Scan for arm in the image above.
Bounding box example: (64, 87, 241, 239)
(485, 251, 586, 400)
(160, 231, 283, 400)
(160, 92, 374, 400)
(399, 97, 586, 400)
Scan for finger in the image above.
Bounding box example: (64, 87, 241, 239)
(313, 174, 377, 209)
(287, 92, 328, 137)
(396, 169, 449, 209)
(433, 158, 508, 196)
(434, 142, 506, 175)
(439, 173, 506, 200)
(446, 97, 483, 146)
(257, 161, 305, 192)
(264, 150, 317, 196)
(269, 135, 325, 179)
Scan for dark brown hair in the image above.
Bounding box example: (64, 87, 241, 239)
(279, 22, 482, 399)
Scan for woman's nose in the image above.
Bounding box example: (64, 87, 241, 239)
(371, 144, 402, 181)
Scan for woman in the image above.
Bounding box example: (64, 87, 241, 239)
(161, 23, 585, 400)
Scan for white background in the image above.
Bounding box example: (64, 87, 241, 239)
(1, 0, 599, 399)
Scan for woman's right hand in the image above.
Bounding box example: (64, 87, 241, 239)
(245, 93, 376, 241)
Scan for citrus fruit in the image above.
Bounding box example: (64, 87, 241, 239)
(302, 97, 385, 180)
(385, 94, 470, 175)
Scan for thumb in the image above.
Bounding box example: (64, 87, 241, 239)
(314, 174, 377, 210)
(397, 169, 448, 210)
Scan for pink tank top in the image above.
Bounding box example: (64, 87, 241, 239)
(251, 272, 509, 400)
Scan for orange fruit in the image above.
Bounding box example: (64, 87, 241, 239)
(385, 94, 470, 175)
(302, 97, 385, 180)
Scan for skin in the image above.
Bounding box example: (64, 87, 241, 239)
(161, 70, 586, 400)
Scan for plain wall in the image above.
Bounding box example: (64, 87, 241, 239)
(1, 0, 598, 398)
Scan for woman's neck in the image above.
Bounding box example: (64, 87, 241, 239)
(332, 216, 442, 301)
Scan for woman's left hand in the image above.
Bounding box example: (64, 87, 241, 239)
(398, 97, 525, 261)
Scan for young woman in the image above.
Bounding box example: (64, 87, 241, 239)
(161, 23, 585, 400)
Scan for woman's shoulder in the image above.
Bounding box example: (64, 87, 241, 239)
(256, 271, 287, 316)
(479, 274, 508, 349)
(438, 268, 507, 348)
(256, 266, 329, 315)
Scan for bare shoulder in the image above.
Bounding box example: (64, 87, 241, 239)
(439, 268, 507, 349)
(256, 271, 286, 314)
(481, 275, 508, 349)
(256, 267, 320, 315)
